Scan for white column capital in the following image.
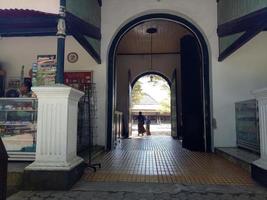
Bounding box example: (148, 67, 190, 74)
(251, 87, 267, 100)
(26, 84, 84, 171)
(32, 84, 84, 101)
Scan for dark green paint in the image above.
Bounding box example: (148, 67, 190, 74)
(66, 0, 100, 28)
(217, 1, 267, 59)
(218, 0, 267, 25)
(85, 36, 101, 58)
(56, 38, 65, 84)
(66, 0, 101, 57)
(219, 32, 244, 53)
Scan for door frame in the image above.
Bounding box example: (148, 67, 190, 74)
(107, 13, 211, 151)
(131, 71, 171, 88)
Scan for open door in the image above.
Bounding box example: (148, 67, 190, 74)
(171, 69, 178, 138)
(181, 35, 205, 152)
(128, 70, 132, 137)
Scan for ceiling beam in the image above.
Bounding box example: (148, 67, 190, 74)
(66, 12, 101, 40)
(217, 7, 267, 37)
(0, 27, 57, 37)
(0, 16, 57, 25)
(218, 26, 264, 62)
(218, 7, 267, 61)
(0, 15, 57, 37)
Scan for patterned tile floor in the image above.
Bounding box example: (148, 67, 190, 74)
(83, 136, 255, 186)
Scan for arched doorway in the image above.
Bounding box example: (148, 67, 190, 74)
(131, 73, 171, 138)
(131, 71, 171, 88)
(107, 13, 211, 152)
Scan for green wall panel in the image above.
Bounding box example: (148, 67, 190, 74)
(85, 36, 100, 55)
(218, 0, 267, 25)
(219, 32, 244, 53)
(66, 0, 101, 28)
(66, 0, 101, 57)
(218, 0, 267, 57)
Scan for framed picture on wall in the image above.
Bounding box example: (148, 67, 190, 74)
(67, 52, 79, 63)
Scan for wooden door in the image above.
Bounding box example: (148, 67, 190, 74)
(171, 69, 178, 138)
(128, 70, 132, 137)
(180, 35, 205, 151)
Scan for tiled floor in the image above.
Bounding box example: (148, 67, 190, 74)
(83, 136, 255, 186)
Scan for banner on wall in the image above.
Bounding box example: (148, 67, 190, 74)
(64, 71, 93, 92)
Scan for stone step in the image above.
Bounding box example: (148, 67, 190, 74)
(7, 162, 30, 197)
(215, 147, 260, 172)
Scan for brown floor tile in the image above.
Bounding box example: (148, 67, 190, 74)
(83, 136, 255, 186)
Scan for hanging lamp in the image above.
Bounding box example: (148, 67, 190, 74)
(146, 27, 157, 82)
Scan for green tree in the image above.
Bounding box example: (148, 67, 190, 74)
(132, 80, 144, 105)
(159, 98, 170, 113)
(151, 75, 170, 113)
(150, 75, 170, 91)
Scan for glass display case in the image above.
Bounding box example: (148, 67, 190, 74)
(235, 99, 260, 153)
(0, 98, 37, 160)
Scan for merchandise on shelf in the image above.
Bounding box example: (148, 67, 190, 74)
(0, 98, 37, 160)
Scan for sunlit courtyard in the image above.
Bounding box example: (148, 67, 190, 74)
(131, 123, 171, 138)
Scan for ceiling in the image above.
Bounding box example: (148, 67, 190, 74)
(117, 20, 191, 54)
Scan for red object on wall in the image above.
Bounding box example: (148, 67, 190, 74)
(64, 71, 93, 92)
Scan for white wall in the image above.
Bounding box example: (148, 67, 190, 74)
(101, 0, 267, 148)
(117, 54, 179, 82)
(0, 37, 57, 77)
(0, 0, 59, 14)
(213, 32, 267, 147)
(0, 36, 97, 76)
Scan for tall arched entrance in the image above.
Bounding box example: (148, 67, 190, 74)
(107, 13, 211, 152)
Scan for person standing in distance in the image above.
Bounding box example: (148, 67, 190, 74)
(137, 111, 146, 136)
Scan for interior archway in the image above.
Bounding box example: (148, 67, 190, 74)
(107, 13, 211, 152)
(131, 71, 171, 88)
(131, 73, 171, 138)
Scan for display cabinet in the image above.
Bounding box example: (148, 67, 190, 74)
(235, 99, 260, 153)
(0, 98, 37, 160)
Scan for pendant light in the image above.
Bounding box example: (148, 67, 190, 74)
(146, 27, 157, 82)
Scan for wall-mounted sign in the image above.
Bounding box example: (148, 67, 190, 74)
(67, 52, 79, 63)
(36, 55, 56, 86)
(64, 71, 93, 92)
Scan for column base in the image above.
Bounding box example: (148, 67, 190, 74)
(23, 159, 86, 190)
(251, 158, 267, 186)
(25, 156, 84, 171)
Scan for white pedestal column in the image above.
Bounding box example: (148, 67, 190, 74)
(252, 88, 267, 170)
(26, 85, 84, 171)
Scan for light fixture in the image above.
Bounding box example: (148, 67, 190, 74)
(146, 27, 157, 82)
